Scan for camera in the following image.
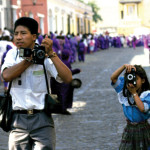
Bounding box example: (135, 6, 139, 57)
(19, 45, 45, 64)
(125, 68, 136, 86)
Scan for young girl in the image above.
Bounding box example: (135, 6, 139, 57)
(111, 64, 150, 150)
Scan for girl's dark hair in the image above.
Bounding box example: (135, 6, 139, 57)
(123, 65, 150, 97)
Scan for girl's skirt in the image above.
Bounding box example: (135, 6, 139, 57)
(119, 120, 150, 150)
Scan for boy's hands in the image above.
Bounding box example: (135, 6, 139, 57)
(41, 35, 53, 56)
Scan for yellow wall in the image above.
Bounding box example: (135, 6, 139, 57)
(142, 0, 150, 27)
(118, 0, 150, 36)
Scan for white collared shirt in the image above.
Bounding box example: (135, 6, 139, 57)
(1, 48, 62, 110)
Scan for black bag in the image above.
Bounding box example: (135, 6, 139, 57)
(43, 63, 61, 115)
(0, 82, 13, 132)
(44, 94, 61, 115)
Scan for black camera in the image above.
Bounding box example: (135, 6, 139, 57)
(125, 68, 136, 86)
(19, 45, 45, 64)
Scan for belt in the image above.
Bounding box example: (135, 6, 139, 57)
(126, 119, 147, 126)
(13, 109, 43, 115)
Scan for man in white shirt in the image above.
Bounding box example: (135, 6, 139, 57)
(1, 17, 72, 150)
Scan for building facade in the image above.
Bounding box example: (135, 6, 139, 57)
(46, 0, 93, 35)
(0, 0, 93, 35)
(94, 0, 150, 36)
(118, 0, 143, 36)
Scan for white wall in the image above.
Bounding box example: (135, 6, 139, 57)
(0, 0, 6, 30)
(97, 0, 119, 27)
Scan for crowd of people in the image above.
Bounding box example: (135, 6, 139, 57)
(1, 26, 150, 113)
(1, 17, 150, 149)
(1, 26, 150, 100)
(1, 27, 149, 67)
(35, 31, 148, 65)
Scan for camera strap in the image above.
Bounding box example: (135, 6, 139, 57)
(42, 63, 50, 94)
(16, 49, 19, 60)
(127, 90, 136, 105)
(6, 81, 12, 96)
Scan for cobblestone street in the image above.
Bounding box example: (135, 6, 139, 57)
(0, 46, 150, 150)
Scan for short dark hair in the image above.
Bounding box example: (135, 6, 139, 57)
(14, 17, 38, 34)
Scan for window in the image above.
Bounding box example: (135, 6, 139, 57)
(55, 15, 57, 32)
(121, 11, 124, 19)
(13, 9, 17, 24)
(127, 4, 135, 17)
(48, 9, 53, 32)
(62, 17, 64, 32)
(39, 17, 44, 34)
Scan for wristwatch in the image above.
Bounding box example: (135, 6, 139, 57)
(24, 58, 33, 63)
(49, 52, 57, 58)
(132, 93, 137, 97)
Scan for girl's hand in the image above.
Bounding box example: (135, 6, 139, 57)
(124, 64, 136, 73)
(127, 83, 137, 94)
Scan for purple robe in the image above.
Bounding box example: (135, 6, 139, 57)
(78, 40, 85, 62)
(52, 38, 61, 58)
(70, 37, 78, 63)
(37, 35, 43, 45)
(50, 50, 80, 111)
(132, 36, 137, 49)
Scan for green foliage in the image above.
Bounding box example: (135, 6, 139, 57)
(76, 0, 102, 23)
(77, 0, 84, 3)
(88, 1, 102, 23)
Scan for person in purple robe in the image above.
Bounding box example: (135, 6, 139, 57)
(116, 36, 122, 48)
(93, 36, 99, 52)
(132, 36, 137, 49)
(52, 38, 62, 58)
(70, 33, 78, 63)
(36, 34, 43, 45)
(50, 33, 62, 58)
(136, 36, 144, 47)
(77, 39, 86, 62)
(105, 35, 110, 49)
(50, 50, 81, 114)
(63, 36, 72, 63)
(99, 35, 106, 50)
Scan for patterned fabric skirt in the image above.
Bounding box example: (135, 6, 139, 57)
(119, 120, 150, 150)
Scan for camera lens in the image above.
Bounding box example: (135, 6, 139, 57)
(127, 74, 133, 80)
(36, 50, 45, 59)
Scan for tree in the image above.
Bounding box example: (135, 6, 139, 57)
(77, 0, 84, 3)
(77, 0, 102, 23)
(88, 1, 102, 23)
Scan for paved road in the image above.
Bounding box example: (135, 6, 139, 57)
(0, 46, 150, 150)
